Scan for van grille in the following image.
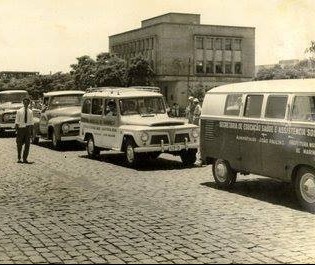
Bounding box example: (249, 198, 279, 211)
(204, 120, 215, 141)
(174, 133, 190, 143)
(150, 135, 169, 145)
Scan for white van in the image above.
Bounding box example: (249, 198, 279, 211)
(78, 87, 199, 167)
(200, 79, 315, 212)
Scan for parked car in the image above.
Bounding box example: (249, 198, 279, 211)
(32, 90, 85, 149)
(0, 90, 29, 134)
(78, 87, 199, 167)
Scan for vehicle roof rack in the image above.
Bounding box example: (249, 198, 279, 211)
(86, 86, 161, 94)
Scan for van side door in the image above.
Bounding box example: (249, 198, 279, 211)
(239, 94, 264, 174)
(102, 98, 120, 150)
(261, 95, 289, 179)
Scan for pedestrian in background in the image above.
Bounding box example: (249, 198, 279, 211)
(192, 98, 202, 126)
(186, 96, 194, 123)
(15, 97, 34, 164)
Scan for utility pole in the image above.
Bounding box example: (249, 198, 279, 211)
(187, 57, 191, 102)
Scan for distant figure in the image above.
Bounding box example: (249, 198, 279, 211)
(172, 103, 180, 117)
(15, 97, 34, 164)
(192, 98, 202, 126)
(186, 96, 194, 123)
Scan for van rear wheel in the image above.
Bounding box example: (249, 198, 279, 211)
(87, 136, 100, 158)
(295, 167, 315, 213)
(212, 159, 237, 189)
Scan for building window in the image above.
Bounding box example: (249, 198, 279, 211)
(206, 61, 214, 74)
(206, 38, 213, 50)
(225, 39, 232, 50)
(196, 61, 204, 73)
(215, 61, 223, 74)
(196, 37, 203, 49)
(215, 38, 222, 50)
(225, 63, 232, 74)
(234, 39, 242, 50)
(235, 62, 242, 74)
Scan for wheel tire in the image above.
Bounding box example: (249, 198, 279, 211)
(125, 139, 139, 167)
(212, 159, 237, 189)
(52, 130, 61, 150)
(295, 167, 315, 213)
(180, 149, 197, 167)
(87, 136, 100, 158)
(31, 127, 39, 145)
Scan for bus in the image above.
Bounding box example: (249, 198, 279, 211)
(200, 79, 315, 212)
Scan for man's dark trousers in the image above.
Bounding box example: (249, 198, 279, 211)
(16, 127, 31, 161)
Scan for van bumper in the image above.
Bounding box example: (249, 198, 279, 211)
(0, 123, 15, 129)
(134, 143, 199, 153)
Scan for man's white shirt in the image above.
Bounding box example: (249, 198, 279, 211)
(15, 107, 34, 128)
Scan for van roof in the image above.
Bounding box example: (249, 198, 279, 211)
(208, 78, 315, 94)
(43, 90, 85, 97)
(84, 87, 162, 98)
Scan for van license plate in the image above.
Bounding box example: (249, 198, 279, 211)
(169, 145, 181, 151)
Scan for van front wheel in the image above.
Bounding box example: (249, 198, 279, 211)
(295, 167, 315, 213)
(212, 159, 237, 189)
(125, 139, 139, 167)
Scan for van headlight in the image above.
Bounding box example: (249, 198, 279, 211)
(141, 132, 149, 142)
(192, 128, 199, 138)
(62, 123, 70, 134)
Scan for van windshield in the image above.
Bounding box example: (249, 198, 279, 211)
(119, 97, 166, 115)
(50, 94, 83, 109)
(0, 92, 28, 104)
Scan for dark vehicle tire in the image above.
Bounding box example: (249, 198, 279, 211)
(295, 167, 315, 213)
(0, 129, 4, 136)
(180, 149, 197, 167)
(52, 130, 61, 150)
(212, 159, 237, 189)
(87, 135, 100, 158)
(31, 127, 39, 145)
(125, 139, 139, 167)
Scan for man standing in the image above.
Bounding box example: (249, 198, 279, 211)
(192, 98, 202, 126)
(15, 97, 34, 164)
(185, 96, 194, 123)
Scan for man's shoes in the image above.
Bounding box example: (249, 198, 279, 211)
(23, 160, 30, 164)
(17, 160, 22, 163)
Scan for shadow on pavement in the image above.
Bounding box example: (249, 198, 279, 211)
(201, 178, 304, 212)
(35, 140, 85, 152)
(79, 153, 198, 171)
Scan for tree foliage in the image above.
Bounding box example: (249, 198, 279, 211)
(126, 55, 155, 86)
(70, 55, 96, 89)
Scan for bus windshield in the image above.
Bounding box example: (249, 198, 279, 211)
(0, 92, 28, 104)
(119, 97, 166, 115)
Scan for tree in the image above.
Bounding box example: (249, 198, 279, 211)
(189, 83, 206, 103)
(126, 55, 155, 86)
(95, 54, 127, 87)
(70, 55, 96, 89)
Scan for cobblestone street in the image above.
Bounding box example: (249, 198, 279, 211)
(0, 134, 315, 264)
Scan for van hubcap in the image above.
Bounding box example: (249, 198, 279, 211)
(126, 145, 134, 162)
(87, 140, 94, 154)
(216, 163, 228, 182)
(300, 173, 315, 203)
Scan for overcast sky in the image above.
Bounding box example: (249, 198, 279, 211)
(0, 0, 314, 74)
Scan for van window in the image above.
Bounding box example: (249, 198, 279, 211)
(91, 98, 103, 115)
(292, 96, 315, 121)
(82, 99, 91, 114)
(104, 99, 117, 117)
(265, 96, 288, 119)
(224, 94, 242, 116)
(244, 95, 263, 118)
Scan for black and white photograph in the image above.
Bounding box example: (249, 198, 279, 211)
(0, 0, 315, 263)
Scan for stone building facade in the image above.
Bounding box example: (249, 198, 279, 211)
(109, 13, 255, 107)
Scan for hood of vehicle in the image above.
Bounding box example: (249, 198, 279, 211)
(47, 106, 81, 118)
(0, 102, 23, 111)
(120, 115, 185, 127)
